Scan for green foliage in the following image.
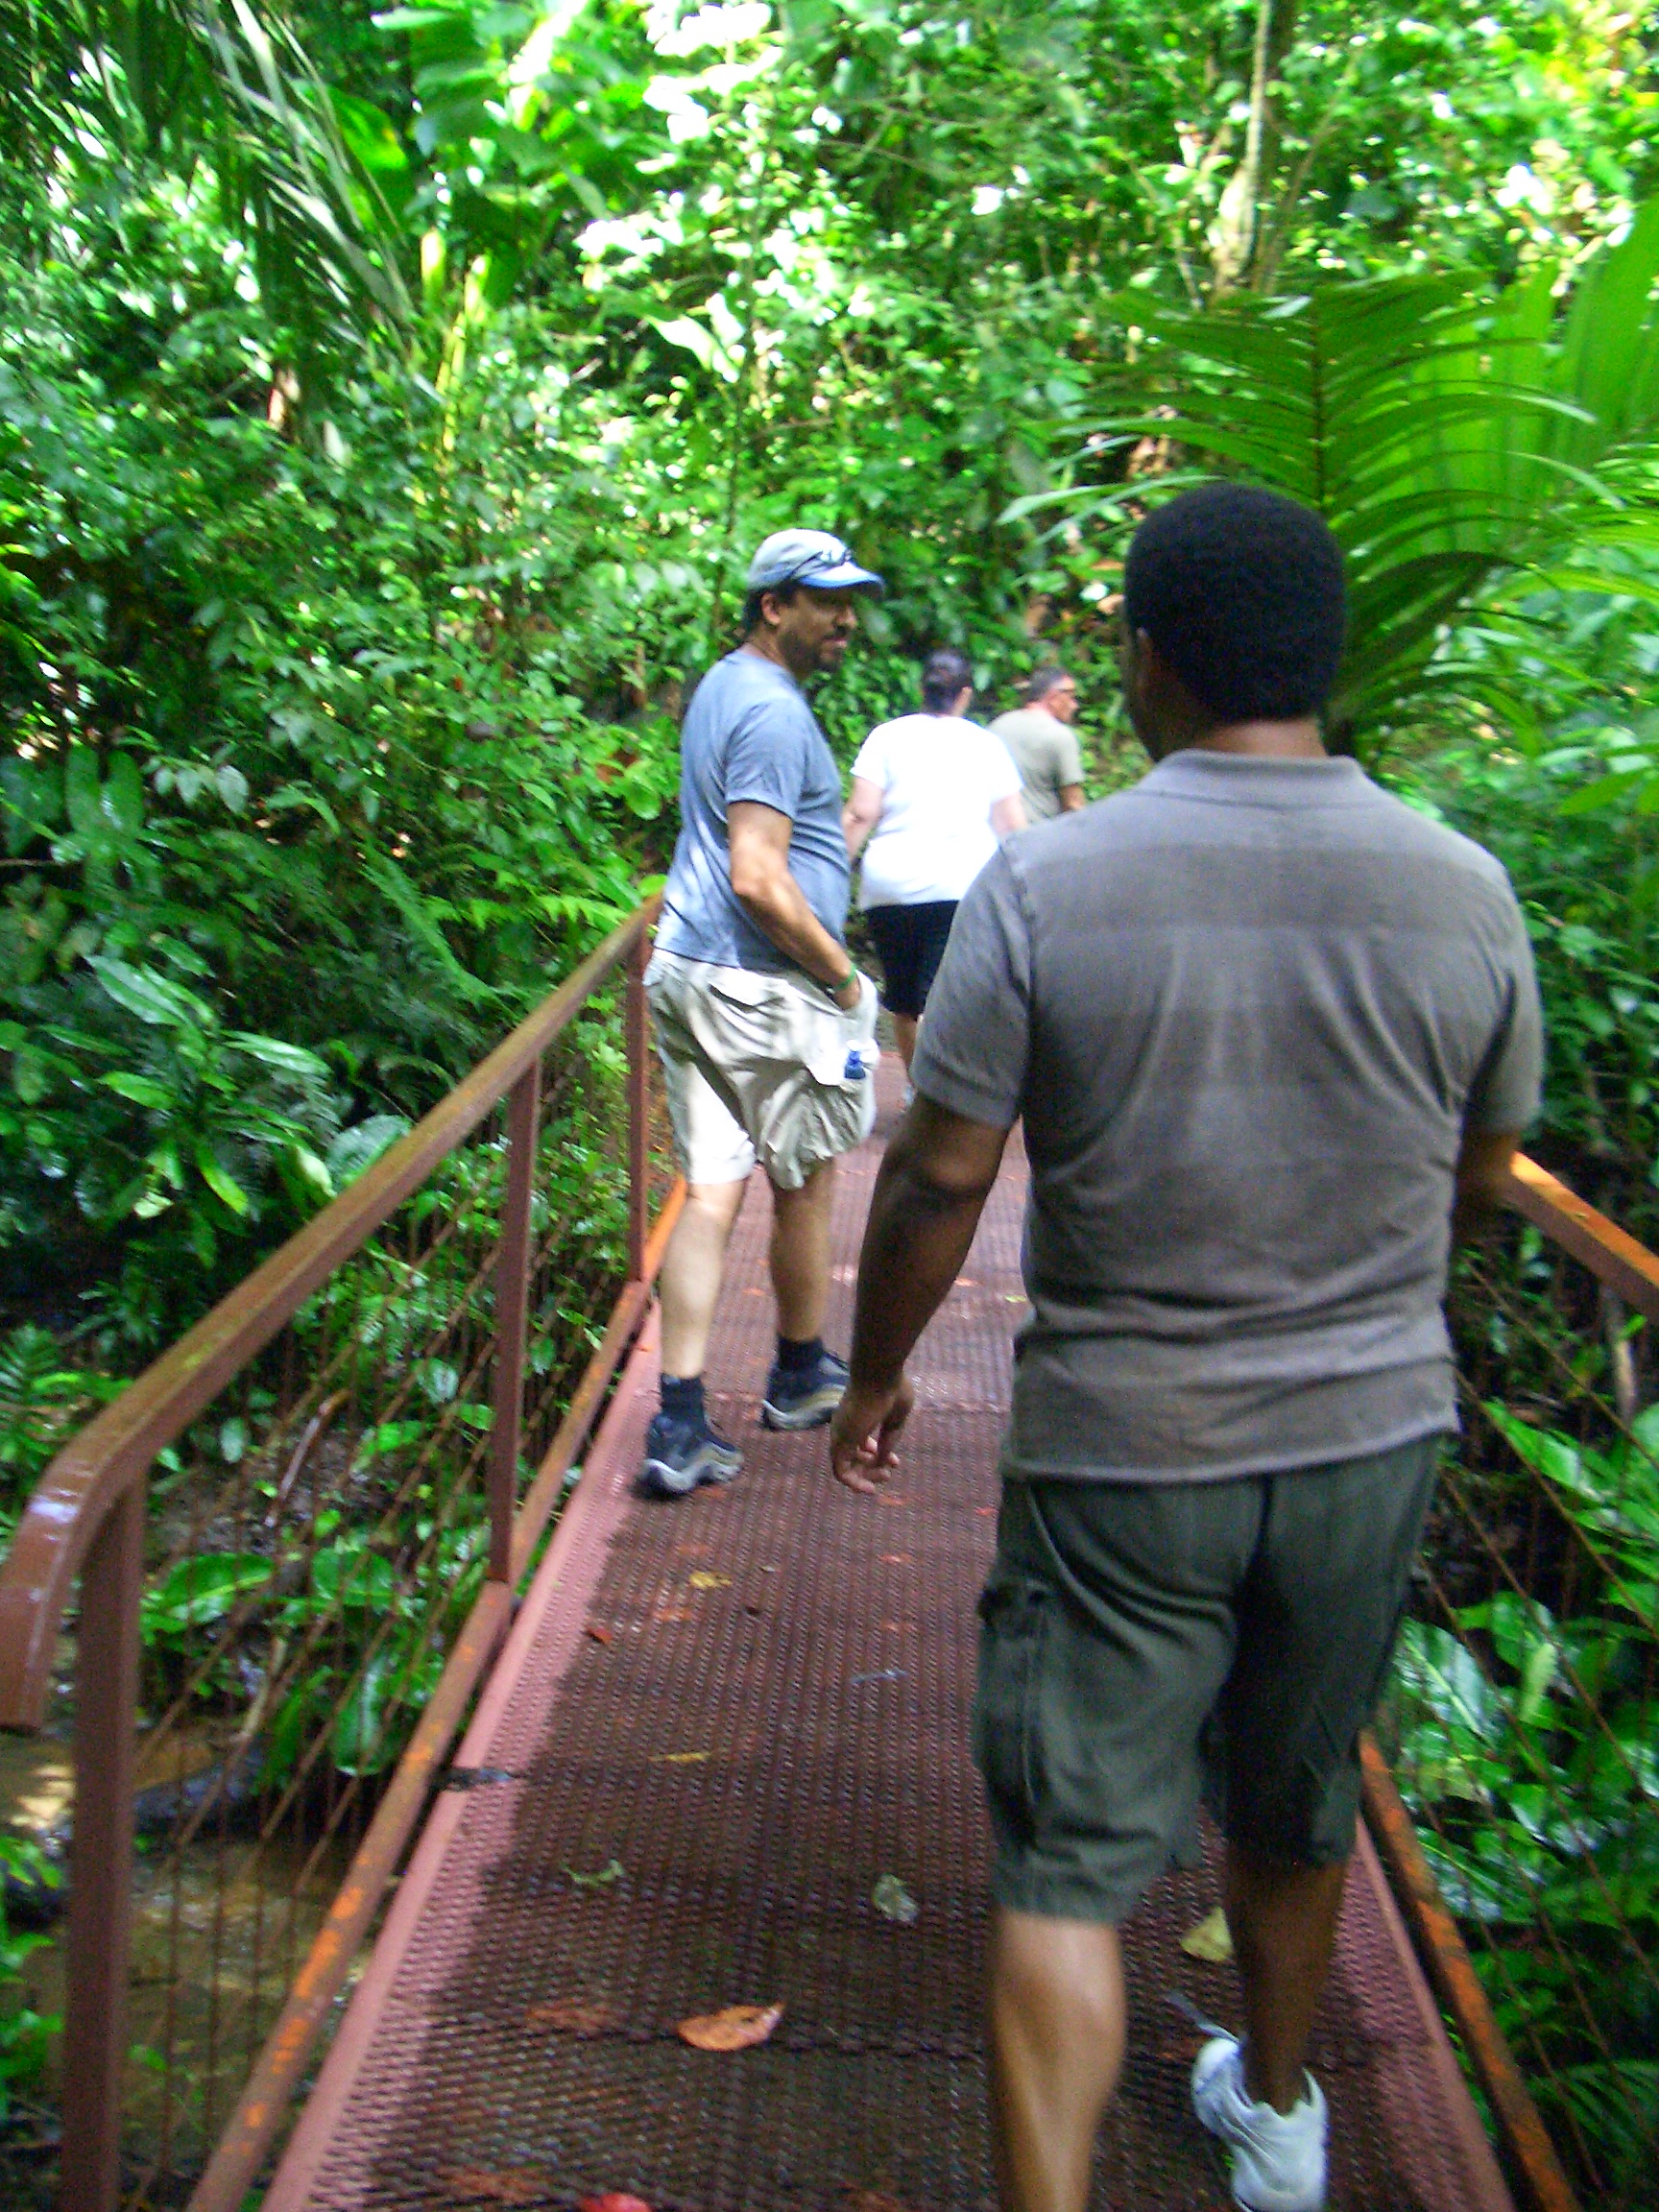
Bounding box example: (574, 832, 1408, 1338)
(1389, 1404, 1659, 2194)
(0, 1325, 124, 1548)
(1021, 205, 1659, 754)
(1397, 603, 1659, 1212)
(0, 1837, 59, 2123)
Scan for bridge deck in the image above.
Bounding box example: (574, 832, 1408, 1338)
(267, 1068, 1512, 2212)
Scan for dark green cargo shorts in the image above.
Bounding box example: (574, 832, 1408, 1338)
(972, 1434, 1442, 1924)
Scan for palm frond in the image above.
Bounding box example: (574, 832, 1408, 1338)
(1027, 208, 1659, 753)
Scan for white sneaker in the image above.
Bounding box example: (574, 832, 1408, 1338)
(1192, 2035, 1328, 2212)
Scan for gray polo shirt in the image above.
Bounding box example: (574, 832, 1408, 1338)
(912, 750, 1543, 1482)
(657, 650, 851, 974)
(991, 708, 1086, 823)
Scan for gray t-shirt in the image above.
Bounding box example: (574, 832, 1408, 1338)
(657, 650, 852, 974)
(912, 750, 1544, 1483)
(991, 708, 1086, 823)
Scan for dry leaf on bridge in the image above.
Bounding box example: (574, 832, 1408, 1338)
(1179, 1907, 1234, 1963)
(439, 2168, 553, 2203)
(872, 1873, 920, 1925)
(525, 1997, 620, 2034)
(565, 1858, 625, 1890)
(578, 2196, 654, 2212)
(677, 2001, 784, 2051)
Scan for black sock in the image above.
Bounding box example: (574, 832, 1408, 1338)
(776, 1334, 823, 1374)
(661, 1373, 705, 1420)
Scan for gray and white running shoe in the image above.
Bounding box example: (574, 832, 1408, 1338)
(639, 1409, 744, 1499)
(760, 1347, 850, 1431)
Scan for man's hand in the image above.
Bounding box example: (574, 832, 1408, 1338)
(828, 1096, 1009, 1499)
(830, 1373, 915, 1494)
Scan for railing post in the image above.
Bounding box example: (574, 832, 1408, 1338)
(626, 929, 650, 1286)
(61, 1479, 145, 2212)
(488, 1061, 541, 1586)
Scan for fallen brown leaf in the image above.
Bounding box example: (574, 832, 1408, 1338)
(1179, 1907, 1234, 1964)
(845, 2193, 921, 2212)
(688, 1571, 732, 1590)
(525, 1998, 619, 2035)
(585, 1623, 614, 1645)
(652, 1606, 693, 1623)
(439, 2169, 552, 2204)
(879, 1553, 912, 1566)
(579, 2197, 653, 2212)
(677, 2001, 784, 2051)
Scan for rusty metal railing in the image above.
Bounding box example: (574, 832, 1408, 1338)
(1366, 1157, 1659, 2212)
(0, 901, 683, 2212)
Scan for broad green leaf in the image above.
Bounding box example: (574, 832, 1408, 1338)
(87, 956, 213, 1032)
(142, 1553, 273, 1640)
(196, 1143, 251, 1216)
(100, 1072, 175, 1110)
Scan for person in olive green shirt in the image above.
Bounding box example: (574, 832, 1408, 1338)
(990, 665, 1086, 821)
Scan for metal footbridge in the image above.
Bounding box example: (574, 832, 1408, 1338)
(2, 902, 1650, 2209)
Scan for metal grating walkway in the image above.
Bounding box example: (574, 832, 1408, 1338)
(267, 1066, 1514, 2212)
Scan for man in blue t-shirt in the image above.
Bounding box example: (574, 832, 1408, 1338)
(641, 529, 884, 1499)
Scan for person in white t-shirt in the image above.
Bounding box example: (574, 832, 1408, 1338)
(842, 648, 1026, 1071)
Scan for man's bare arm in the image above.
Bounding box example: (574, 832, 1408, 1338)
(1058, 783, 1086, 812)
(728, 800, 860, 1007)
(830, 1096, 1010, 1493)
(1453, 1125, 1522, 1243)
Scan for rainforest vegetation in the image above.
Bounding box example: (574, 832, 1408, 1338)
(2, 0, 1659, 2189)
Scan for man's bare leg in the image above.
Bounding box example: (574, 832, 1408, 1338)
(989, 1908, 1126, 2212)
(658, 1177, 748, 1380)
(769, 1158, 837, 1341)
(893, 1013, 919, 1071)
(1223, 1847, 1348, 2111)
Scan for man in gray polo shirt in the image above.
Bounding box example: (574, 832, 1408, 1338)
(642, 529, 883, 1500)
(829, 485, 1541, 2212)
(991, 663, 1086, 822)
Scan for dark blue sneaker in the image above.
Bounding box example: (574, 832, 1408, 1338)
(760, 1347, 850, 1431)
(639, 1408, 743, 1500)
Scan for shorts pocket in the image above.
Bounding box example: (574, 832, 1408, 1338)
(972, 1576, 1051, 1847)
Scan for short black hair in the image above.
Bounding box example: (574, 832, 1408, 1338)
(921, 646, 973, 712)
(1025, 663, 1072, 705)
(1122, 483, 1345, 721)
(741, 579, 804, 635)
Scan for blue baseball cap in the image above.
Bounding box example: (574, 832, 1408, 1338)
(746, 529, 884, 595)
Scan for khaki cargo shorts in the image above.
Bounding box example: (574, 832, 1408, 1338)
(644, 950, 879, 1191)
(973, 1434, 1443, 1923)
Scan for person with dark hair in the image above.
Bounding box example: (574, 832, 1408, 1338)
(641, 529, 884, 1500)
(830, 482, 1542, 2212)
(991, 663, 1086, 821)
(841, 648, 1026, 1072)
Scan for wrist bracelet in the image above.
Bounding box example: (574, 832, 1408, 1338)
(832, 965, 858, 996)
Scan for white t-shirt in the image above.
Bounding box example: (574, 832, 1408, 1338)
(852, 713, 1023, 908)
